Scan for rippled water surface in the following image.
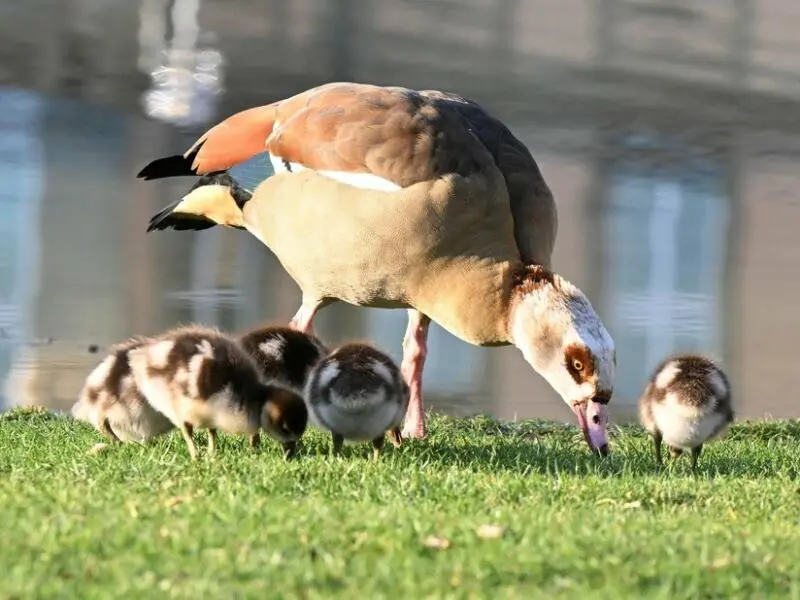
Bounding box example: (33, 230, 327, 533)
(1, 0, 800, 424)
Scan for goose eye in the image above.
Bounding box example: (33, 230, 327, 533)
(572, 359, 583, 372)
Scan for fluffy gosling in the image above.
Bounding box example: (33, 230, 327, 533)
(128, 326, 308, 460)
(639, 353, 734, 469)
(71, 336, 174, 443)
(305, 341, 409, 459)
(238, 324, 327, 395)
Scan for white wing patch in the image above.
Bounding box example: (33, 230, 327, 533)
(654, 362, 681, 390)
(85, 355, 116, 389)
(195, 340, 214, 359)
(268, 151, 289, 178)
(316, 170, 401, 192)
(186, 340, 214, 398)
(317, 361, 341, 389)
(258, 337, 286, 359)
(369, 360, 395, 385)
(146, 340, 175, 369)
(268, 152, 401, 192)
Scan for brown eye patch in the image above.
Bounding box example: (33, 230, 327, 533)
(564, 345, 595, 384)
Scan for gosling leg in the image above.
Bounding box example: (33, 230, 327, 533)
(180, 423, 198, 461)
(388, 426, 403, 448)
(331, 433, 344, 457)
(372, 435, 386, 461)
(207, 428, 218, 458)
(691, 445, 703, 471)
(100, 418, 121, 443)
(282, 440, 298, 461)
(669, 446, 684, 460)
(653, 429, 663, 467)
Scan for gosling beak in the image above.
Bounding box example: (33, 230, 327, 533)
(571, 401, 610, 456)
(282, 440, 298, 461)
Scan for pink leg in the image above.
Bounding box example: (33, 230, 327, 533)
(401, 310, 431, 440)
(289, 302, 321, 336)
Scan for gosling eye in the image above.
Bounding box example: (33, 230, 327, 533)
(572, 359, 584, 372)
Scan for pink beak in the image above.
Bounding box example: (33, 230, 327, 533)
(572, 401, 610, 456)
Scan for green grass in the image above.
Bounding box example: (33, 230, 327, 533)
(2, 407, 800, 600)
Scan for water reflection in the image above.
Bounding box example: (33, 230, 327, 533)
(138, 0, 225, 127)
(600, 135, 730, 405)
(0, 88, 45, 411)
(1, 0, 799, 425)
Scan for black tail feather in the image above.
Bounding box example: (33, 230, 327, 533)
(137, 143, 218, 180)
(146, 199, 218, 232)
(137, 153, 195, 180)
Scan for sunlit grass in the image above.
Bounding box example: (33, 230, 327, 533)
(2, 406, 800, 599)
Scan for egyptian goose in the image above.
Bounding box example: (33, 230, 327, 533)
(127, 325, 308, 460)
(639, 354, 734, 469)
(71, 336, 174, 443)
(305, 341, 408, 459)
(137, 81, 616, 454)
(238, 324, 328, 396)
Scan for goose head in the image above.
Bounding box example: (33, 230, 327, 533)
(508, 265, 616, 455)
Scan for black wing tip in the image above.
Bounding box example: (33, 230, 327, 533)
(137, 154, 197, 180)
(137, 143, 206, 180)
(146, 200, 179, 231)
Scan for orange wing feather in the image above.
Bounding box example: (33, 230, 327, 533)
(186, 103, 279, 174)
(264, 82, 493, 188)
(172, 82, 495, 187)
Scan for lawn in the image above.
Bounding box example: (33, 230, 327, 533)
(1, 406, 799, 599)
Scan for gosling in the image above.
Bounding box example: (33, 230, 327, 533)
(238, 324, 327, 395)
(639, 353, 734, 469)
(304, 342, 409, 459)
(128, 325, 308, 460)
(71, 336, 174, 444)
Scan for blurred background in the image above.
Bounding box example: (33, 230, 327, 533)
(0, 0, 797, 425)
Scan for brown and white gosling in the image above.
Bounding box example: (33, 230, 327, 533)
(639, 353, 734, 469)
(71, 336, 174, 444)
(127, 326, 308, 460)
(238, 324, 328, 395)
(304, 342, 410, 459)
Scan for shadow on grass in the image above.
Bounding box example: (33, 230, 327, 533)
(397, 414, 800, 480)
(4, 406, 799, 481)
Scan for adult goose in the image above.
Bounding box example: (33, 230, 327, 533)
(137, 81, 616, 454)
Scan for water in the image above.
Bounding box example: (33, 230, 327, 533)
(1, 0, 800, 424)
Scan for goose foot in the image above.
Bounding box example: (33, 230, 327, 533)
(400, 310, 430, 440)
(401, 401, 427, 440)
